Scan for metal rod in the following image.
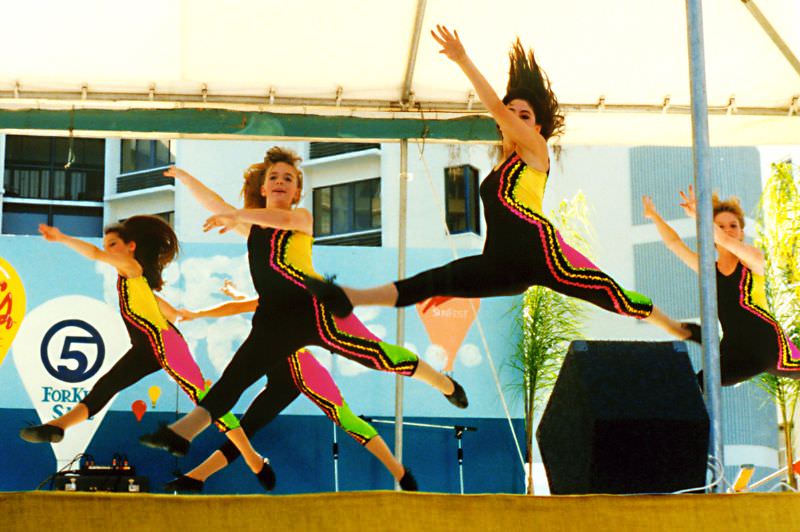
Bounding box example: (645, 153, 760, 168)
(332, 423, 339, 492)
(1, 91, 797, 117)
(364, 416, 476, 495)
(401, 0, 428, 104)
(362, 416, 477, 432)
(457, 433, 465, 495)
(741, 0, 800, 77)
(394, 139, 409, 491)
(686, 0, 724, 489)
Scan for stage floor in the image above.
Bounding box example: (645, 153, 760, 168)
(2, 490, 799, 532)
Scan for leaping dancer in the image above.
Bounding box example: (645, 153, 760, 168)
(22, 216, 276, 490)
(140, 148, 468, 490)
(643, 188, 800, 385)
(305, 26, 698, 344)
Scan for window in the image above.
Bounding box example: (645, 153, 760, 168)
(118, 211, 174, 227)
(444, 164, 480, 235)
(313, 178, 381, 246)
(117, 139, 174, 194)
(3, 135, 105, 236)
(121, 139, 173, 174)
(309, 142, 379, 159)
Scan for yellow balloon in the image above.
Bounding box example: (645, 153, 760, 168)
(0, 257, 26, 367)
(148, 385, 161, 408)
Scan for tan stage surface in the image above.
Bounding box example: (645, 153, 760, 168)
(2, 490, 798, 531)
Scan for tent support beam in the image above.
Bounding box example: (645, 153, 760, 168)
(395, 0, 427, 479)
(1, 93, 796, 117)
(741, 0, 800, 77)
(686, 0, 724, 490)
(402, 0, 428, 106)
(394, 139, 410, 489)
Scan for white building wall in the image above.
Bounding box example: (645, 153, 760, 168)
(379, 142, 492, 250)
(0, 135, 6, 233)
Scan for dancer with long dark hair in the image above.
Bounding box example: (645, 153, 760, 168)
(141, 148, 467, 490)
(305, 26, 696, 343)
(643, 188, 800, 384)
(21, 216, 276, 489)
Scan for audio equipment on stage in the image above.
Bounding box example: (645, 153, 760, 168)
(536, 341, 709, 495)
(52, 453, 149, 492)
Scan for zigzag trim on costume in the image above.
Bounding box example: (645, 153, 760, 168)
(496, 154, 651, 318)
(270, 230, 307, 288)
(287, 352, 376, 445)
(738, 268, 800, 371)
(312, 300, 417, 375)
(117, 277, 204, 406)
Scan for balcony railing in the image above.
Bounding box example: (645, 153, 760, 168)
(309, 142, 380, 159)
(116, 166, 173, 194)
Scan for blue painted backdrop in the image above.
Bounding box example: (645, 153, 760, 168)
(0, 234, 528, 494)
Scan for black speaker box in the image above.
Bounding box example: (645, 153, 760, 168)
(536, 340, 709, 494)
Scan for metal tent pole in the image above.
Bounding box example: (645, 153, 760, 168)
(394, 138, 409, 491)
(686, 0, 724, 489)
(394, 0, 426, 490)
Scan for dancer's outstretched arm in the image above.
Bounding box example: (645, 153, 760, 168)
(38, 224, 142, 278)
(431, 25, 548, 172)
(679, 186, 764, 275)
(203, 207, 313, 236)
(642, 196, 699, 272)
(164, 166, 236, 214)
(164, 166, 250, 236)
(178, 298, 259, 321)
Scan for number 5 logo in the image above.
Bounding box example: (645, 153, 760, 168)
(40, 319, 105, 383)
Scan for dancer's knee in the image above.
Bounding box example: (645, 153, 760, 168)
(337, 403, 378, 444)
(219, 441, 241, 464)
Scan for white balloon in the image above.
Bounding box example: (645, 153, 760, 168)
(457, 343, 482, 367)
(12, 295, 130, 469)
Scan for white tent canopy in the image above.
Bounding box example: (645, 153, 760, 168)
(1, 0, 798, 144)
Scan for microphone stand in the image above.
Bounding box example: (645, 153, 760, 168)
(332, 423, 340, 492)
(361, 416, 477, 494)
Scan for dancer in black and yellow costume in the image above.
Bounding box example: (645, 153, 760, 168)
(22, 216, 276, 490)
(164, 291, 392, 492)
(643, 189, 800, 385)
(306, 26, 695, 343)
(141, 148, 466, 490)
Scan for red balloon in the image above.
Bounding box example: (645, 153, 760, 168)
(131, 399, 147, 422)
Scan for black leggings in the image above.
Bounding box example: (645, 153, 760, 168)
(82, 344, 162, 416)
(394, 225, 653, 320)
(198, 299, 417, 422)
(697, 336, 800, 388)
(218, 357, 300, 463)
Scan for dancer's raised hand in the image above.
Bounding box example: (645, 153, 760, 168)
(679, 185, 697, 219)
(38, 224, 65, 242)
(431, 25, 467, 63)
(203, 212, 238, 234)
(220, 279, 247, 301)
(641, 196, 660, 221)
(163, 166, 192, 182)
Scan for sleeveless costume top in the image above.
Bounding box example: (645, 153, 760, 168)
(480, 152, 548, 259)
(716, 262, 800, 370)
(247, 225, 321, 318)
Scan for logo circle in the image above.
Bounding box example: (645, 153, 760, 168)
(40, 319, 105, 383)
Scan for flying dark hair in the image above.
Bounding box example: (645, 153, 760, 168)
(502, 39, 565, 140)
(104, 215, 179, 291)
